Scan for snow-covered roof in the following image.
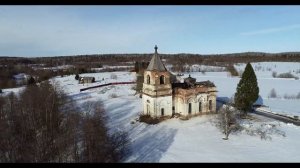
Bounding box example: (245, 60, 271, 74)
(146, 45, 167, 71)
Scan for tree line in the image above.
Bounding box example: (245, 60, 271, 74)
(1, 52, 300, 68)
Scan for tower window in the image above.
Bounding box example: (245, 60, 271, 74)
(161, 108, 164, 116)
(147, 75, 150, 84)
(209, 100, 212, 111)
(160, 75, 165, 84)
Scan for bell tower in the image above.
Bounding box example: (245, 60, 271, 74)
(142, 45, 173, 118)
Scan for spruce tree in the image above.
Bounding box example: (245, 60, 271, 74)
(234, 62, 259, 116)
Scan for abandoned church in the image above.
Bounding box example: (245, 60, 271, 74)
(142, 45, 217, 118)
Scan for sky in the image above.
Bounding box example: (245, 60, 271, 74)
(0, 5, 300, 57)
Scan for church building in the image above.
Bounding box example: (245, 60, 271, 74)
(142, 45, 217, 118)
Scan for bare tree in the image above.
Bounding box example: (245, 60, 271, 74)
(80, 101, 129, 162)
(216, 104, 241, 140)
(269, 88, 277, 98)
(272, 71, 277, 78)
(0, 81, 129, 163)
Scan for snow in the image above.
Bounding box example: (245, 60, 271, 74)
(159, 116, 300, 162)
(3, 62, 300, 162)
(37, 64, 75, 70)
(184, 64, 227, 72)
(1, 86, 26, 96)
(91, 65, 134, 71)
(234, 62, 300, 78)
(51, 70, 300, 162)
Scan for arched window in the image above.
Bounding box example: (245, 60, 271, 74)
(209, 100, 212, 111)
(188, 103, 192, 114)
(147, 75, 150, 84)
(160, 75, 165, 84)
(161, 108, 164, 116)
(199, 102, 202, 112)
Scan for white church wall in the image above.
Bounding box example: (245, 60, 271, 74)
(174, 97, 184, 115)
(207, 95, 217, 112)
(142, 94, 172, 117)
(197, 93, 208, 113)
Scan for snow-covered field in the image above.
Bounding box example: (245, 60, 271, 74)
(234, 62, 300, 78)
(50, 70, 299, 162)
(2, 62, 300, 162)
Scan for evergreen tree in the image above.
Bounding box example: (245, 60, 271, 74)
(234, 62, 259, 116)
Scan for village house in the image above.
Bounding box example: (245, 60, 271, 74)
(142, 45, 217, 118)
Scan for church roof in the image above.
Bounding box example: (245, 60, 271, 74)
(146, 45, 167, 71)
(172, 80, 216, 89)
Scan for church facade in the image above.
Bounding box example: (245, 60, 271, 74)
(142, 45, 217, 118)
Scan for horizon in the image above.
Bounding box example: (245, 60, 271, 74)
(1, 6, 300, 57)
(2, 50, 300, 58)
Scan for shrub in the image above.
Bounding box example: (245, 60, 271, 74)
(276, 72, 297, 79)
(283, 94, 295, 99)
(269, 88, 277, 98)
(139, 115, 160, 125)
(272, 71, 277, 78)
(297, 92, 300, 99)
(75, 74, 79, 80)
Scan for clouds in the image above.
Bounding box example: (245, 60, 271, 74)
(240, 24, 300, 36)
